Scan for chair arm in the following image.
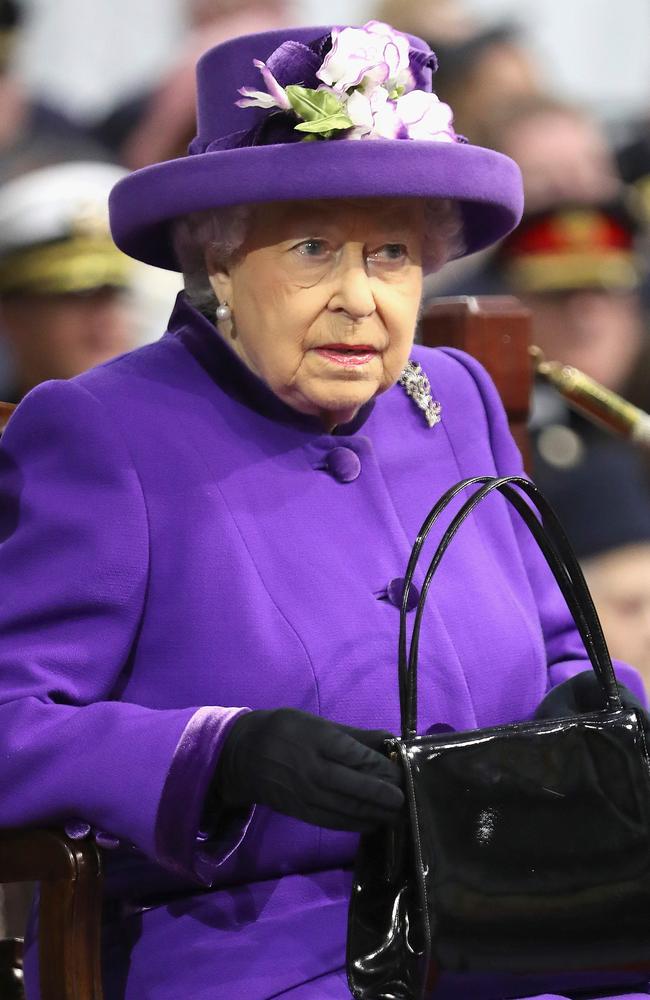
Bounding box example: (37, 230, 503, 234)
(0, 828, 104, 1000)
(0, 401, 16, 435)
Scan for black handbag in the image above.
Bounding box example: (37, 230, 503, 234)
(347, 474, 650, 1000)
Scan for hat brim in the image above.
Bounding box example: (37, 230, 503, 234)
(109, 140, 523, 271)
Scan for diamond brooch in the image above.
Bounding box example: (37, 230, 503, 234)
(398, 360, 442, 428)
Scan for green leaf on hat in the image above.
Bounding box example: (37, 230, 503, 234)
(285, 85, 353, 136)
(294, 114, 354, 135)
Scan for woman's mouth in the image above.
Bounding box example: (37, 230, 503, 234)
(315, 345, 378, 367)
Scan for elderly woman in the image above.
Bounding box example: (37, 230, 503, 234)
(0, 21, 647, 1000)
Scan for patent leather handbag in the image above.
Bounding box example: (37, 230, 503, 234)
(347, 474, 650, 1000)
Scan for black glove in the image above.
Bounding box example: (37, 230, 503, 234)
(534, 671, 649, 734)
(212, 708, 404, 832)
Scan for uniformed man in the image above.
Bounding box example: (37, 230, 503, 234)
(0, 161, 137, 403)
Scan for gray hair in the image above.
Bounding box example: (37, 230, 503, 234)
(172, 199, 466, 316)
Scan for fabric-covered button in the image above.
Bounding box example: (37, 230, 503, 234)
(94, 831, 121, 850)
(64, 819, 120, 849)
(387, 577, 420, 612)
(325, 446, 361, 483)
(65, 820, 92, 840)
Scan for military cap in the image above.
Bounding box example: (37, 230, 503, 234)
(0, 161, 134, 296)
(497, 201, 640, 294)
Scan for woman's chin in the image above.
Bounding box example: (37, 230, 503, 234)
(311, 386, 377, 422)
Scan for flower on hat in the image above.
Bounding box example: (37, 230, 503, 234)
(237, 59, 291, 111)
(346, 87, 455, 142)
(236, 21, 458, 145)
(392, 91, 455, 142)
(316, 21, 412, 94)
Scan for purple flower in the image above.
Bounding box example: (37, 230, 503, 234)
(237, 59, 290, 111)
(408, 47, 439, 92)
(317, 21, 411, 93)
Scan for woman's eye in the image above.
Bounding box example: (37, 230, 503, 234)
(295, 239, 329, 258)
(370, 243, 408, 264)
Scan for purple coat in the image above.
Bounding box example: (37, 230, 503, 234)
(0, 294, 646, 1000)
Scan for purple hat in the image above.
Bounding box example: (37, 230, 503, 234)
(109, 22, 524, 271)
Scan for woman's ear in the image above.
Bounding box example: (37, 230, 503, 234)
(205, 249, 234, 309)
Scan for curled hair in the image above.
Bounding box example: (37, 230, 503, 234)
(173, 199, 465, 316)
(173, 205, 252, 316)
(421, 198, 466, 272)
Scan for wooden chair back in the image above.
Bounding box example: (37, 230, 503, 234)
(419, 296, 533, 469)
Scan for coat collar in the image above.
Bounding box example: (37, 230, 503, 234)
(166, 292, 375, 435)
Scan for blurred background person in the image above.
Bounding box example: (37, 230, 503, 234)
(544, 442, 650, 694)
(479, 96, 623, 213)
(496, 201, 644, 390)
(103, 0, 295, 168)
(0, 0, 105, 184)
(493, 200, 650, 490)
(0, 161, 138, 403)
(424, 97, 625, 301)
(376, 0, 541, 141)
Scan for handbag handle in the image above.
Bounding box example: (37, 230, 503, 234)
(399, 475, 621, 739)
(406, 478, 612, 731)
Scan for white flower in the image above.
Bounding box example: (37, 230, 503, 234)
(394, 91, 456, 142)
(344, 87, 457, 142)
(317, 20, 411, 93)
(346, 87, 389, 138)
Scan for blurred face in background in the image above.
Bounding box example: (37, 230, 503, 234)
(0, 287, 134, 394)
(584, 543, 650, 689)
(446, 43, 540, 141)
(500, 110, 621, 210)
(189, 0, 285, 25)
(527, 288, 644, 391)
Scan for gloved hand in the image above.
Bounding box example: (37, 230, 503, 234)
(212, 708, 404, 832)
(534, 671, 649, 735)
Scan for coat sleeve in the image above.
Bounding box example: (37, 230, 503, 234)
(0, 378, 251, 885)
(438, 348, 647, 705)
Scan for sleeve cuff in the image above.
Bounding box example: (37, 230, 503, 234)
(154, 705, 254, 884)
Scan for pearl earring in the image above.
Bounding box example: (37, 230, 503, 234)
(216, 303, 232, 322)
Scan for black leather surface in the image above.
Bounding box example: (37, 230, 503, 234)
(348, 710, 650, 999)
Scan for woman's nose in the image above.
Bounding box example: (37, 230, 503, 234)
(328, 250, 376, 319)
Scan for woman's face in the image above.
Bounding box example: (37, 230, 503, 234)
(207, 198, 426, 430)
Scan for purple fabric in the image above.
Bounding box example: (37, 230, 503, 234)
(108, 24, 524, 271)
(94, 830, 121, 850)
(109, 139, 523, 272)
(2, 292, 647, 999)
(409, 45, 438, 86)
(64, 821, 121, 850)
(323, 445, 361, 483)
(266, 39, 323, 89)
(155, 704, 254, 882)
